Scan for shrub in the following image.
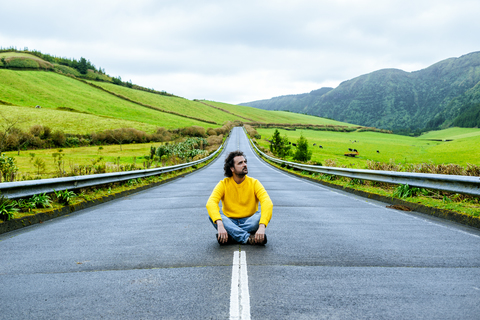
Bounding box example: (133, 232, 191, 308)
(30, 193, 52, 208)
(292, 133, 312, 162)
(6, 58, 40, 69)
(30, 125, 44, 137)
(244, 125, 258, 138)
(51, 130, 66, 147)
(0, 195, 19, 221)
(0, 153, 18, 182)
(42, 126, 52, 139)
(393, 184, 427, 199)
(207, 128, 217, 136)
(180, 126, 207, 137)
(66, 136, 80, 147)
(54, 189, 76, 205)
(5, 133, 20, 151)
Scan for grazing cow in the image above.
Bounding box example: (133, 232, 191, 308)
(377, 150, 380, 153)
(348, 148, 352, 151)
(319, 145, 323, 148)
(292, 143, 297, 147)
(35, 105, 41, 108)
(289, 142, 291, 144)
(313, 143, 316, 146)
(353, 149, 357, 152)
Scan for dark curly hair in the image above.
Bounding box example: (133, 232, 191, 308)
(224, 150, 246, 177)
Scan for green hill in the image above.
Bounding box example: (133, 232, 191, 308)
(0, 51, 359, 137)
(242, 51, 480, 132)
(0, 69, 211, 130)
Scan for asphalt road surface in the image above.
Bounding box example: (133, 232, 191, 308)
(1, 127, 479, 320)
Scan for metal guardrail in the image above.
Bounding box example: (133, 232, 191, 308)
(249, 137, 480, 197)
(1, 139, 227, 199)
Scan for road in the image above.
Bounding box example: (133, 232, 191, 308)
(1, 127, 479, 319)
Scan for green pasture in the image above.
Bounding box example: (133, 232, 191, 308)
(87, 81, 239, 124)
(0, 105, 158, 134)
(0, 52, 45, 60)
(256, 127, 480, 167)
(4, 142, 160, 179)
(206, 100, 355, 126)
(0, 69, 213, 129)
(419, 127, 480, 140)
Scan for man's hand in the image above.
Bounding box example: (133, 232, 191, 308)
(216, 220, 228, 244)
(255, 224, 266, 244)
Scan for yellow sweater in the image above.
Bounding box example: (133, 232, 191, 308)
(206, 176, 273, 227)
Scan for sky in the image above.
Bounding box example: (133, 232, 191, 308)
(1, 0, 480, 104)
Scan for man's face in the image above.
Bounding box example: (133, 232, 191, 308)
(231, 156, 248, 177)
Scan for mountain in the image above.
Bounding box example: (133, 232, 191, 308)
(241, 52, 480, 131)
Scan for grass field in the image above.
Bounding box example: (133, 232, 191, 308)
(0, 69, 214, 129)
(4, 142, 161, 179)
(0, 105, 159, 133)
(205, 100, 355, 126)
(87, 81, 240, 124)
(256, 127, 480, 167)
(419, 127, 480, 140)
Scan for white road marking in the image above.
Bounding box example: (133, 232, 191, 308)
(230, 250, 251, 320)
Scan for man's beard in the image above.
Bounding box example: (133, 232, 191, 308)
(234, 167, 248, 178)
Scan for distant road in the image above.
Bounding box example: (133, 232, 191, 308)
(1, 127, 479, 319)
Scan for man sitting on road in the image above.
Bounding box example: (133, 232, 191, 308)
(206, 150, 273, 245)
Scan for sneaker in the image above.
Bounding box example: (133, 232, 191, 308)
(246, 234, 256, 245)
(246, 234, 268, 245)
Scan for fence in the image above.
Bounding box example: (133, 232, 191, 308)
(1, 139, 226, 199)
(248, 136, 480, 197)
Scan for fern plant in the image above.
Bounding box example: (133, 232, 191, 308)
(0, 195, 19, 221)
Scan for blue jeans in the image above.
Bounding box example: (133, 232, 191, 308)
(210, 211, 261, 244)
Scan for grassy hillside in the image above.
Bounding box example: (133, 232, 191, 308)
(0, 69, 213, 129)
(0, 105, 158, 133)
(86, 81, 238, 124)
(0, 66, 359, 135)
(419, 127, 480, 140)
(203, 100, 354, 126)
(256, 127, 480, 166)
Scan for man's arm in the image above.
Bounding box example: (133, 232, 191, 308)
(254, 180, 273, 227)
(206, 181, 225, 223)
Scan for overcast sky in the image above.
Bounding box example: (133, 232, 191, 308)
(1, 0, 479, 104)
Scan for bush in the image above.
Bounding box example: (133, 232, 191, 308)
(42, 126, 52, 139)
(30, 125, 44, 137)
(0, 195, 19, 221)
(66, 136, 80, 147)
(6, 58, 40, 69)
(5, 133, 20, 150)
(51, 130, 66, 147)
(0, 153, 18, 182)
(207, 128, 217, 136)
(180, 126, 207, 137)
(292, 133, 312, 162)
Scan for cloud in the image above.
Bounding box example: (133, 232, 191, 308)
(1, 0, 479, 103)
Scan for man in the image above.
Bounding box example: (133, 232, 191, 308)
(206, 150, 273, 245)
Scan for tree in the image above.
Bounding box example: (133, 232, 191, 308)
(293, 133, 312, 162)
(78, 57, 88, 74)
(269, 129, 282, 154)
(270, 129, 292, 159)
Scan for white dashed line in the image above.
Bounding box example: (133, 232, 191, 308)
(230, 250, 251, 320)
